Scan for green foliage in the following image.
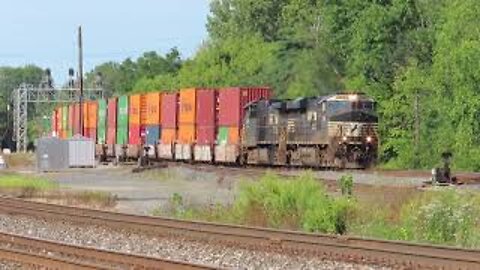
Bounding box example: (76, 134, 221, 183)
(338, 174, 353, 196)
(399, 190, 480, 247)
(0, 173, 58, 190)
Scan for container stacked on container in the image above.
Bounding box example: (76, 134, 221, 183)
(215, 87, 272, 163)
(143, 92, 161, 157)
(106, 98, 117, 156)
(194, 89, 217, 162)
(84, 101, 98, 140)
(96, 99, 107, 156)
(158, 92, 178, 159)
(128, 94, 142, 157)
(61, 105, 68, 139)
(176, 88, 197, 160)
(115, 96, 129, 158)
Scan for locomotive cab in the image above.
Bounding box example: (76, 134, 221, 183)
(324, 93, 378, 168)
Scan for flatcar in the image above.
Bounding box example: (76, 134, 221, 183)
(50, 88, 378, 169)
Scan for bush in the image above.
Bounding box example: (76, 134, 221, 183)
(338, 174, 353, 196)
(233, 172, 355, 234)
(399, 189, 480, 247)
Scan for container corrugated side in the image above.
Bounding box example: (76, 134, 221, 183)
(86, 101, 98, 129)
(97, 99, 107, 144)
(196, 89, 216, 145)
(129, 94, 141, 125)
(73, 103, 81, 136)
(217, 126, 240, 145)
(218, 87, 272, 126)
(116, 96, 129, 145)
(178, 124, 195, 144)
(68, 104, 74, 133)
(161, 93, 178, 128)
(160, 128, 176, 144)
(145, 92, 161, 125)
(179, 88, 197, 125)
(145, 125, 161, 145)
(52, 110, 57, 136)
(62, 105, 68, 130)
(106, 98, 117, 145)
(129, 124, 141, 145)
(140, 94, 148, 125)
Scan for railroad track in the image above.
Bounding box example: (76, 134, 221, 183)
(0, 231, 216, 269)
(0, 197, 478, 269)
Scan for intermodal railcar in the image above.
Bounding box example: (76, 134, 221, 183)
(50, 88, 378, 169)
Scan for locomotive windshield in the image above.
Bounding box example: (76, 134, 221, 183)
(327, 100, 350, 114)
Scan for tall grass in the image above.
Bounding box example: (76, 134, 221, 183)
(0, 174, 57, 190)
(155, 173, 480, 248)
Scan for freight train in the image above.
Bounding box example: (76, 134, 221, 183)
(51, 87, 378, 169)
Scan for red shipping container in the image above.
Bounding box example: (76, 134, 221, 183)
(196, 89, 217, 145)
(218, 87, 272, 127)
(83, 128, 97, 141)
(161, 92, 178, 128)
(129, 124, 141, 145)
(73, 103, 81, 136)
(107, 98, 117, 145)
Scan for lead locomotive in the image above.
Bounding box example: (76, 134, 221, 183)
(241, 93, 378, 169)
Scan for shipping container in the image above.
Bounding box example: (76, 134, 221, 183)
(178, 124, 195, 144)
(56, 107, 62, 131)
(116, 96, 129, 145)
(97, 99, 107, 144)
(129, 94, 141, 125)
(160, 128, 176, 144)
(161, 92, 178, 128)
(140, 94, 148, 125)
(84, 128, 97, 141)
(145, 92, 161, 125)
(179, 88, 197, 124)
(73, 103, 81, 136)
(145, 125, 161, 145)
(106, 98, 117, 145)
(68, 104, 74, 136)
(129, 124, 141, 145)
(86, 101, 98, 129)
(62, 105, 68, 131)
(196, 89, 217, 146)
(217, 126, 240, 145)
(218, 87, 272, 126)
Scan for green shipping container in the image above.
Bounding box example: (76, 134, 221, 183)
(217, 127, 229, 145)
(116, 95, 129, 145)
(67, 129, 73, 138)
(62, 106, 68, 130)
(97, 99, 107, 144)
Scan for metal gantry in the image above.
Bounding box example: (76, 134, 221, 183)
(12, 83, 103, 152)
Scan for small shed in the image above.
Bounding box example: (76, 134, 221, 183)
(36, 137, 69, 172)
(67, 136, 95, 168)
(36, 136, 95, 172)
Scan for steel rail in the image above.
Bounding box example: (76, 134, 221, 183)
(0, 230, 216, 270)
(0, 196, 478, 269)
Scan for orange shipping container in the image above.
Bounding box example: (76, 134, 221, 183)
(228, 127, 240, 144)
(178, 124, 195, 144)
(87, 102, 98, 129)
(140, 94, 148, 125)
(161, 128, 176, 144)
(179, 88, 197, 124)
(129, 94, 141, 125)
(145, 92, 161, 125)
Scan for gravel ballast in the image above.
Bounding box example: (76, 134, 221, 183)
(0, 214, 390, 270)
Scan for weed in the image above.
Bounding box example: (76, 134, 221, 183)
(338, 174, 353, 196)
(69, 191, 117, 208)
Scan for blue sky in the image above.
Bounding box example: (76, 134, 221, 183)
(0, 1, 210, 84)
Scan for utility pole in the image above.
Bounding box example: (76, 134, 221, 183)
(78, 26, 84, 136)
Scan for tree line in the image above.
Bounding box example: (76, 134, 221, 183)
(2, 0, 479, 170)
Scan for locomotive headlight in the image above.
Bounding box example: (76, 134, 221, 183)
(366, 136, 372, 143)
(342, 136, 348, 142)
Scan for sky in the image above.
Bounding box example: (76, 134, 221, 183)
(0, 0, 210, 84)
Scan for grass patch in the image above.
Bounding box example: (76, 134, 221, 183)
(152, 172, 480, 248)
(65, 191, 117, 208)
(3, 153, 35, 169)
(0, 173, 58, 197)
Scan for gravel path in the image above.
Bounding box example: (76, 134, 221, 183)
(0, 214, 390, 270)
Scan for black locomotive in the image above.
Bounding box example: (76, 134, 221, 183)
(241, 93, 378, 168)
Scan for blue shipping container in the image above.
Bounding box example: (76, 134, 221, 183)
(145, 125, 161, 145)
